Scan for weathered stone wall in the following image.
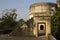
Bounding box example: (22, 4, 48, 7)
(29, 2, 57, 19)
(33, 17, 51, 37)
(48, 34, 56, 40)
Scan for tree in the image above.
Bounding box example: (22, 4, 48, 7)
(51, 8, 60, 40)
(18, 19, 26, 26)
(0, 9, 17, 30)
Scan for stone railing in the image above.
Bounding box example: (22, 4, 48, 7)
(48, 34, 56, 40)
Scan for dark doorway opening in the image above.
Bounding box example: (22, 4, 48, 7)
(38, 23, 46, 36)
(40, 25, 44, 30)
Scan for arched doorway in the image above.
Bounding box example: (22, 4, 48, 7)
(38, 23, 45, 36)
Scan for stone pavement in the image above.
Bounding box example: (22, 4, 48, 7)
(0, 35, 47, 40)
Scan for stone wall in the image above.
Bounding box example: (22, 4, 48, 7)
(29, 2, 57, 19)
(48, 34, 56, 40)
(33, 17, 51, 37)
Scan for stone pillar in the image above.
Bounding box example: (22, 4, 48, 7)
(33, 23, 38, 37)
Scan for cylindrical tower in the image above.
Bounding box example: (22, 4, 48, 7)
(29, 2, 57, 19)
(29, 2, 57, 37)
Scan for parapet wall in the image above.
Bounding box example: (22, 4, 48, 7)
(30, 2, 56, 13)
(29, 2, 57, 19)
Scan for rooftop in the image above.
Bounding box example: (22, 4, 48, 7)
(30, 2, 57, 8)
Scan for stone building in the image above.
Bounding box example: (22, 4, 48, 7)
(29, 2, 57, 37)
(10, 2, 56, 36)
(57, 0, 60, 7)
(10, 0, 60, 40)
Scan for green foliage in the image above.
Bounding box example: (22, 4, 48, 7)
(9, 19, 26, 36)
(0, 9, 17, 30)
(51, 7, 60, 40)
(18, 19, 26, 26)
(57, 7, 60, 11)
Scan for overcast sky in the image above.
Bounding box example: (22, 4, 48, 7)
(0, 0, 56, 20)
